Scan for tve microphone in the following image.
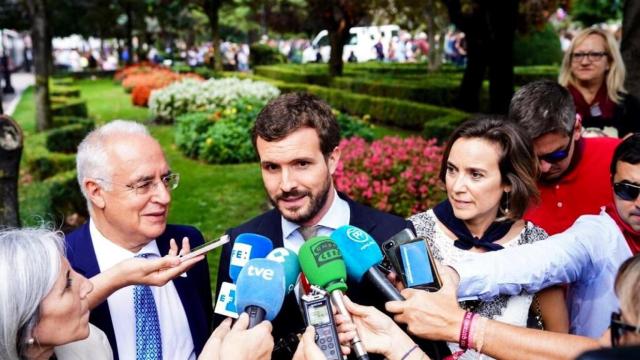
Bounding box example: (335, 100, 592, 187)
(331, 225, 404, 301)
(235, 258, 286, 328)
(266, 247, 300, 294)
(229, 233, 273, 282)
(298, 236, 370, 360)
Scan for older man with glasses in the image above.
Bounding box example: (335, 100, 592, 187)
(509, 80, 621, 236)
(66, 120, 213, 360)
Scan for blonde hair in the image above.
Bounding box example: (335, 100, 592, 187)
(615, 254, 640, 327)
(558, 27, 626, 103)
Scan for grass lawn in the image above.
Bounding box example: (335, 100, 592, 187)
(14, 76, 417, 296)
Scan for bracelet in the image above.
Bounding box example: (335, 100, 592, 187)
(459, 311, 475, 350)
(401, 344, 419, 360)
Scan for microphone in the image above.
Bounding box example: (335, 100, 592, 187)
(229, 233, 273, 282)
(235, 258, 286, 328)
(298, 236, 370, 360)
(331, 225, 404, 301)
(266, 247, 300, 294)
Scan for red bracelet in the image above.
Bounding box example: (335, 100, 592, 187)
(459, 311, 475, 350)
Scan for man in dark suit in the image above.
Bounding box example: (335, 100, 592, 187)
(213, 93, 448, 359)
(66, 120, 212, 360)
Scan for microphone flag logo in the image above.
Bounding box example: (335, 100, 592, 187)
(311, 239, 342, 267)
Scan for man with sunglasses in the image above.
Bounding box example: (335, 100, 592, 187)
(65, 120, 213, 360)
(442, 134, 640, 339)
(509, 80, 621, 236)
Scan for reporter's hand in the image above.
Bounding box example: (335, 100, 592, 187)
(386, 266, 464, 342)
(341, 296, 420, 359)
(219, 313, 274, 360)
(198, 317, 232, 360)
(292, 326, 327, 360)
(120, 237, 204, 287)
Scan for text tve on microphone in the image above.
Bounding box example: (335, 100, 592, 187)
(235, 258, 286, 323)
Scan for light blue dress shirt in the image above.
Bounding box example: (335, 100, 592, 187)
(450, 209, 633, 338)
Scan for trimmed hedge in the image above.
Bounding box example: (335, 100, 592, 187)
(51, 86, 81, 98)
(46, 170, 87, 222)
(45, 122, 95, 153)
(51, 98, 88, 117)
(250, 44, 287, 66)
(254, 65, 331, 86)
(26, 145, 76, 181)
(259, 78, 468, 138)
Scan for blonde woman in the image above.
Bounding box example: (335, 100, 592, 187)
(559, 27, 640, 138)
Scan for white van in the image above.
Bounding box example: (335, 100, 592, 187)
(302, 25, 400, 63)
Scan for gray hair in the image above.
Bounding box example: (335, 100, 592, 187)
(0, 228, 65, 359)
(508, 80, 576, 139)
(76, 120, 149, 200)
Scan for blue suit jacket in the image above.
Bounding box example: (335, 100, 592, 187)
(66, 223, 213, 360)
(213, 193, 449, 359)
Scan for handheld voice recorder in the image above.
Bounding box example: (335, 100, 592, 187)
(300, 286, 341, 360)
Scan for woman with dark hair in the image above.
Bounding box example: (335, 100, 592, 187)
(408, 117, 564, 359)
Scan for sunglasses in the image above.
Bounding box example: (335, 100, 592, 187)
(538, 126, 575, 164)
(614, 182, 640, 201)
(611, 311, 640, 347)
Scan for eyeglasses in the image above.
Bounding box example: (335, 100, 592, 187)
(538, 126, 575, 164)
(571, 51, 607, 62)
(97, 173, 180, 195)
(611, 311, 640, 347)
(613, 181, 640, 201)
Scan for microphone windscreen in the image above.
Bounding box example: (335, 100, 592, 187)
(229, 233, 273, 282)
(267, 247, 300, 294)
(298, 236, 348, 293)
(235, 258, 286, 321)
(331, 225, 383, 282)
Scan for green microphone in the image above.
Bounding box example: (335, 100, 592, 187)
(299, 236, 370, 360)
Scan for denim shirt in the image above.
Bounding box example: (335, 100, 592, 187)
(451, 209, 633, 338)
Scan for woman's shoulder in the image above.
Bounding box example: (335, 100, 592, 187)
(54, 324, 113, 360)
(408, 209, 437, 235)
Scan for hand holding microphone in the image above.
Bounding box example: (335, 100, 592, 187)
(199, 313, 274, 360)
(298, 236, 370, 360)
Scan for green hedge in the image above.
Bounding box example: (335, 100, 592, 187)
(254, 65, 331, 86)
(52, 116, 94, 128)
(261, 78, 468, 138)
(50, 85, 81, 98)
(51, 98, 88, 117)
(513, 65, 559, 86)
(26, 146, 76, 181)
(45, 122, 94, 153)
(46, 170, 87, 221)
(250, 44, 287, 66)
(514, 24, 563, 66)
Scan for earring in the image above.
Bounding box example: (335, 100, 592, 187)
(26, 338, 34, 346)
(501, 192, 510, 215)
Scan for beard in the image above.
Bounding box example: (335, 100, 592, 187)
(268, 175, 332, 224)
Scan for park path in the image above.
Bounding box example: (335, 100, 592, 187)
(2, 72, 34, 116)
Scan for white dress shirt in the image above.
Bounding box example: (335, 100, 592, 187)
(90, 220, 196, 360)
(450, 209, 632, 338)
(281, 189, 350, 254)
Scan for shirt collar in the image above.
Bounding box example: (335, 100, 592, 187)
(90, 219, 160, 270)
(281, 189, 350, 239)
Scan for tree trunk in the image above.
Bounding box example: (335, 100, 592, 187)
(486, 0, 517, 114)
(425, 3, 442, 72)
(204, 1, 223, 72)
(26, 0, 52, 132)
(456, 12, 488, 112)
(0, 115, 23, 227)
(125, 3, 134, 65)
(329, 20, 349, 77)
(622, 0, 640, 101)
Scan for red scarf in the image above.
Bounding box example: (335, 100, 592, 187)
(568, 84, 616, 120)
(605, 203, 640, 255)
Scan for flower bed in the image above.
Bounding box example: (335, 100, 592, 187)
(149, 77, 280, 122)
(334, 136, 446, 217)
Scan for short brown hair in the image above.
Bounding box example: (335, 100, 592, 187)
(439, 116, 539, 220)
(615, 254, 640, 327)
(251, 92, 340, 156)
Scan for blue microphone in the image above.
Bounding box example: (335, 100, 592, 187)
(331, 225, 404, 301)
(229, 233, 273, 282)
(266, 247, 300, 294)
(235, 258, 286, 328)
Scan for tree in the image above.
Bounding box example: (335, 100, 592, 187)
(25, 0, 52, 131)
(0, 115, 22, 227)
(622, 0, 640, 101)
(572, 0, 622, 26)
(308, 0, 378, 77)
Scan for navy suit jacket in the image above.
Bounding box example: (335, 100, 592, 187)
(213, 193, 449, 359)
(66, 223, 213, 360)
